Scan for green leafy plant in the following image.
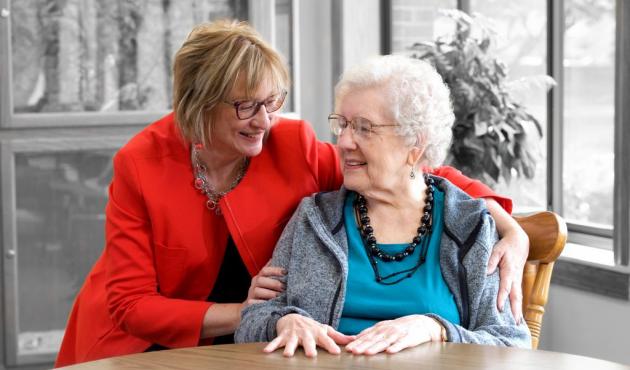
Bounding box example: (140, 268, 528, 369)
(410, 9, 553, 185)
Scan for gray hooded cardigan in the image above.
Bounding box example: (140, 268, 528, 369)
(235, 176, 531, 348)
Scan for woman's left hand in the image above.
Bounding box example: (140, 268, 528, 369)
(344, 315, 443, 355)
(243, 264, 286, 308)
(486, 228, 529, 321)
(484, 198, 530, 323)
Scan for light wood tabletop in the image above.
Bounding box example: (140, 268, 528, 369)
(59, 342, 630, 370)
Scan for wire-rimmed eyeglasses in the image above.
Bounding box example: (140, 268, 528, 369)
(328, 114, 398, 139)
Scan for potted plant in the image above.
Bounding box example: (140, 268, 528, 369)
(409, 9, 553, 186)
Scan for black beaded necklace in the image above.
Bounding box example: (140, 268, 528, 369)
(355, 174, 435, 285)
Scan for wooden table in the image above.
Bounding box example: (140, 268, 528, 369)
(60, 342, 630, 370)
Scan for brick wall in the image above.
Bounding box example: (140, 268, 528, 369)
(391, 0, 456, 53)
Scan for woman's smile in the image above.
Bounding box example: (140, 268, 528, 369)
(238, 130, 265, 141)
(343, 158, 367, 170)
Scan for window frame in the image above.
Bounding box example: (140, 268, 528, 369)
(382, 0, 630, 298)
(613, 0, 630, 267)
(1, 0, 300, 128)
(1, 134, 133, 366)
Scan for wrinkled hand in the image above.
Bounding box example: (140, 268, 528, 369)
(344, 315, 442, 355)
(243, 265, 286, 308)
(486, 228, 529, 322)
(264, 314, 354, 357)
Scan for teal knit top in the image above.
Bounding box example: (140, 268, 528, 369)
(338, 190, 460, 335)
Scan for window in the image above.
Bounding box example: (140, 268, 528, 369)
(469, 0, 548, 214)
(388, 0, 549, 214)
(389, 0, 457, 54)
(387, 0, 630, 295)
(1, 0, 300, 367)
(275, 0, 297, 113)
(3, 139, 126, 363)
(562, 0, 615, 230)
(11, 0, 248, 116)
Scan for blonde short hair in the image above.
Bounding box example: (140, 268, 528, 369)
(334, 55, 454, 168)
(173, 20, 290, 145)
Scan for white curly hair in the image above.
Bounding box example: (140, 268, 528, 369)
(334, 54, 454, 168)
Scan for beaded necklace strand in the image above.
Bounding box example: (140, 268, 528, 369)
(355, 174, 435, 285)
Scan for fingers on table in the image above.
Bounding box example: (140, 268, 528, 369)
(263, 334, 302, 357)
(346, 327, 405, 355)
(327, 326, 355, 345)
(264, 323, 341, 357)
(283, 335, 300, 357)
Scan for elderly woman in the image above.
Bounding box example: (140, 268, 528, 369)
(236, 55, 531, 356)
(56, 21, 526, 367)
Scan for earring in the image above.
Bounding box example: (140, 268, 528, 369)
(410, 168, 416, 179)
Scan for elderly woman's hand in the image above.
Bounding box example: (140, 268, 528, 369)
(344, 315, 443, 355)
(243, 265, 286, 307)
(484, 198, 530, 322)
(264, 314, 355, 357)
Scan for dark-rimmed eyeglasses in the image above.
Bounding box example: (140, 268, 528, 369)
(328, 114, 398, 140)
(223, 90, 287, 120)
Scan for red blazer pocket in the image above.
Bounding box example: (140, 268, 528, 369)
(154, 243, 188, 296)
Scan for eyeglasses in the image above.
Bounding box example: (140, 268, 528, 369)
(223, 90, 287, 120)
(328, 114, 398, 140)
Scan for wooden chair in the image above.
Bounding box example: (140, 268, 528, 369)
(514, 211, 567, 349)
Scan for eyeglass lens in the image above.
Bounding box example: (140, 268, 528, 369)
(236, 92, 286, 119)
(329, 115, 372, 137)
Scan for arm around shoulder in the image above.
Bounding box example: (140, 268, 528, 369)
(432, 166, 513, 213)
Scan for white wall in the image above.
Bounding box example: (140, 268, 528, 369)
(298, 0, 382, 141)
(340, 0, 381, 72)
(539, 284, 630, 365)
(297, 0, 333, 140)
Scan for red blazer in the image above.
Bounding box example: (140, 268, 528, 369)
(55, 113, 511, 367)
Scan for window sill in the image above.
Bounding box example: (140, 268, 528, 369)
(551, 243, 630, 300)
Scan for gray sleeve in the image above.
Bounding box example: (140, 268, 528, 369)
(431, 214, 531, 348)
(234, 202, 313, 343)
(427, 266, 531, 347)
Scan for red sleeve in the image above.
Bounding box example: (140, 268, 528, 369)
(104, 149, 211, 348)
(429, 165, 513, 214)
(299, 120, 343, 192)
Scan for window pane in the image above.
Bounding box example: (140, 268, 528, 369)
(275, 0, 294, 112)
(563, 0, 615, 227)
(471, 0, 548, 213)
(390, 0, 457, 53)
(11, 0, 247, 114)
(14, 150, 114, 356)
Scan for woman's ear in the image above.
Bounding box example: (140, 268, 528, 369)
(407, 133, 426, 166)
